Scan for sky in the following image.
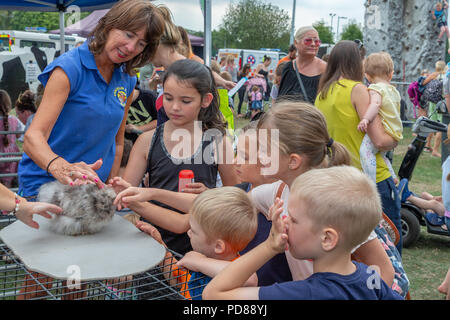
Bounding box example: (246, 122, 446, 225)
(151, 0, 366, 34)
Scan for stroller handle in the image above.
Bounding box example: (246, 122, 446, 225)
(413, 116, 447, 134)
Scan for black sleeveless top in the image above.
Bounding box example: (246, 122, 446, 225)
(278, 60, 321, 104)
(145, 124, 218, 255)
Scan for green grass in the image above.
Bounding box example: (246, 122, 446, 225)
(391, 126, 449, 300)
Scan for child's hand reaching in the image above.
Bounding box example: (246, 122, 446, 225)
(108, 176, 131, 195)
(113, 186, 153, 210)
(267, 198, 289, 253)
(136, 221, 165, 246)
(357, 118, 370, 132)
(16, 201, 63, 229)
(176, 251, 207, 272)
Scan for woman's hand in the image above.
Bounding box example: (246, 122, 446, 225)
(48, 158, 104, 189)
(16, 200, 62, 229)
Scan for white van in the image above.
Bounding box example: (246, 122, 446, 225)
(0, 30, 85, 52)
(218, 48, 286, 76)
(0, 31, 86, 102)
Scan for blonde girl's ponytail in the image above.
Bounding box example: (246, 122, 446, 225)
(257, 99, 351, 170)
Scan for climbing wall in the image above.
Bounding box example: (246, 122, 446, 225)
(364, 0, 446, 82)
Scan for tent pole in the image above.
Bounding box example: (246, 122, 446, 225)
(203, 0, 211, 66)
(59, 10, 65, 54)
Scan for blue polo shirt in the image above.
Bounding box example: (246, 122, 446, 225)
(18, 41, 136, 197)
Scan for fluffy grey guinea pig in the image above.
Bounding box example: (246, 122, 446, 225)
(37, 181, 116, 236)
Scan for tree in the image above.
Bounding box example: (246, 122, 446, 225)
(0, 10, 90, 32)
(219, 0, 290, 51)
(313, 20, 334, 44)
(340, 21, 363, 42)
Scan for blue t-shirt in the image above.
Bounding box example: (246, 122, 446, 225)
(258, 262, 403, 300)
(188, 271, 212, 300)
(18, 41, 136, 197)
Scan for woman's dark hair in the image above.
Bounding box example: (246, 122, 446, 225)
(0, 89, 12, 147)
(317, 40, 364, 100)
(240, 63, 251, 76)
(263, 55, 272, 63)
(88, 0, 165, 76)
(162, 59, 226, 135)
(15, 90, 36, 113)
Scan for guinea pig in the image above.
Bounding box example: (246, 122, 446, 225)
(37, 181, 116, 236)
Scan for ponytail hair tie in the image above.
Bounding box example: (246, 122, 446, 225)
(327, 138, 334, 148)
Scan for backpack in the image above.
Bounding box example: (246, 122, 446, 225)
(407, 81, 422, 107)
(422, 78, 443, 104)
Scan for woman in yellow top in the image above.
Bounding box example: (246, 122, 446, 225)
(315, 40, 402, 255)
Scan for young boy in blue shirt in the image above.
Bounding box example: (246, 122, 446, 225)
(203, 166, 403, 300)
(136, 186, 258, 300)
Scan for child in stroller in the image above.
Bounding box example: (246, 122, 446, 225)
(243, 77, 266, 120)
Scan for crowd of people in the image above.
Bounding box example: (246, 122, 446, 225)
(0, 0, 449, 301)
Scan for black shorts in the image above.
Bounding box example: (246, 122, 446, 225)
(438, 20, 447, 28)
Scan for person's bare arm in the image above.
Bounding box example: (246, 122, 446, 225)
(122, 130, 154, 187)
(352, 237, 395, 286)
(352, 83, 397, 151)
(108, 90, 134, 181)
(115, 185, 197, 214)
(177, 251, 258, 287)
(360, 90, 382, 127)
(23, 67, 103, 188)
(129, 201, 190, 234)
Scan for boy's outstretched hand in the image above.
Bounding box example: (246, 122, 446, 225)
(267, 197, 289, 253)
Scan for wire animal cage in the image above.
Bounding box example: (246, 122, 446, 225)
(0, 216, 207, 300)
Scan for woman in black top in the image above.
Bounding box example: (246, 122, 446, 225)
(278, 26, 327, 104)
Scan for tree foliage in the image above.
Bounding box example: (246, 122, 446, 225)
(339, 21, 363, 42)
(313, 20, 334, 44)
(219, 0, 290, 52)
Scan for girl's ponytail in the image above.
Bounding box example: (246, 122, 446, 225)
(258, 99, 351, 170)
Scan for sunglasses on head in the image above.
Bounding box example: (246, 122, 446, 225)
(303, 38, 321, 46)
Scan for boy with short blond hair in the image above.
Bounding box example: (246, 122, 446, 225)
(137, 186, 258, 300)
(203, 166, 403, 300)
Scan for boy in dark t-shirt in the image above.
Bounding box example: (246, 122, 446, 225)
(203, 166, 403, 300)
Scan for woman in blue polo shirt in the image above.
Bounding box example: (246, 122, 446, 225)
(18, 0, 165, 199)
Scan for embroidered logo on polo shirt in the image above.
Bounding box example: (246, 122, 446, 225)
(114, 87, 127, 107)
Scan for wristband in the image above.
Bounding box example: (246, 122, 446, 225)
(46, 155, 61, 176)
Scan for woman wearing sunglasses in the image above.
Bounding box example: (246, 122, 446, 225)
(277, 26, 327, 104)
